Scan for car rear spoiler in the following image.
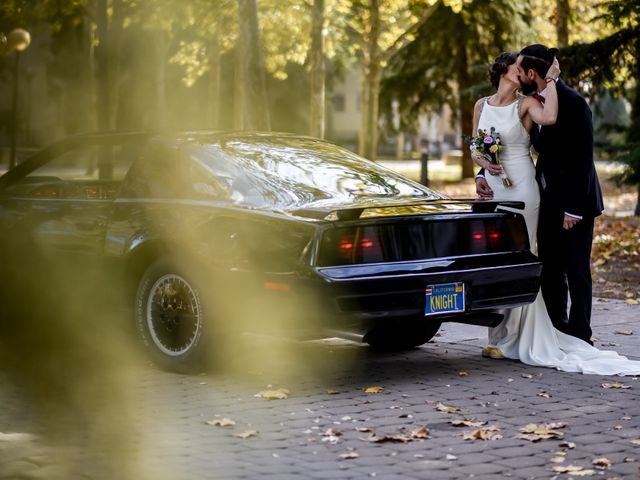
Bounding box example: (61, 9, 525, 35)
(292, 199, 525, 221)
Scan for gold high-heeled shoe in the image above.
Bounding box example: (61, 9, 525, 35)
(481, 346, 504, 359)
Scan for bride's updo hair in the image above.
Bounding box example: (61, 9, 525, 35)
(489, 52, 518, 89)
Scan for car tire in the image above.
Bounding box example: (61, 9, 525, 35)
(135, 258, 209, 371)
(364, 320, 441, 351)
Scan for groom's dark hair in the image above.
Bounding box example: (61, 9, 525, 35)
(519, 44, 558, 78)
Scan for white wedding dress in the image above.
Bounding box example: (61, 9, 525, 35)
(479, 97, 640, 375)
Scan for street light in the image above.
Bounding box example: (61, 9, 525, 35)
(3, 28, 31, 170)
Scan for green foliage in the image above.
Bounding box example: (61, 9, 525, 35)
(380, 0, 533, 132)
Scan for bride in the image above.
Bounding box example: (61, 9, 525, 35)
(471, 51, 640, 375)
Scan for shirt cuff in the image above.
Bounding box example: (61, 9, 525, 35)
(565, 212, 583, 220)
(475, 173, 485, 179)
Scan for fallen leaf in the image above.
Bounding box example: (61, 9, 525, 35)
(355, 427, 372, 432)
(326, 389, 339, 395)
(537, 391, 552, 398)
(551, 465, 596, 476)
(368, 433, 412, 443)
(364, 386, 384, 394)
(205, 418, 236, 427)
(463, 425, 501, 441)
(435, 402, 463, 413)
(235, 430, 258, 439)
(516, 423, 565, 441)
(549, 456, 566, 464)
(450, 419, 487, 427)
(591, 457, 611, 468)
(339, 452, 359, 459)
(560, 441, 576, 449)
(626, 299, 639, 305)
(621, 415, 632, 421)
(602, 382, 631, 389)
(323, 428, 342, 437)
(521, 373, 533, 379)
(445, 454, 457, 460)
(630, 439, 640, 446)
(411, 427, 430, 439)
(256, 388, 290, 400)
(615, 329, 634, 335)
(458, 371, 469, 377)
(613, 424, 623, 430)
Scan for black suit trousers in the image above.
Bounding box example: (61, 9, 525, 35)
(537, 192, 595, 344)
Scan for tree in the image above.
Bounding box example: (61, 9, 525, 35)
(309, 0, 325, 138)
(330, 0, 433, 160)
(558, 0, 640, 214)
(382, 0, 532, 177)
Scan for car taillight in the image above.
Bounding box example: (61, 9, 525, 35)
(318, 227, 385, 266)
(338, 233, 382, 262)
(471, 226, 503, 252)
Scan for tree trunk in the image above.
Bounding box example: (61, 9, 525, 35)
(396, 131, 404, 160)
(236, 0, 270, 131)
(364, 66, 382, 160)
(95, 0, 112, 179)
(358, 73, 370, 157)
(556, 0, 570, 47)
(154, 30, 168, 128)
(208, 30, 221, 129)
(309, 0, 325, 138)
(359, 0, 380, 160)
(456, 35, 474, 178)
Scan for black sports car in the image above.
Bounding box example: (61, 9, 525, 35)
(0, 132, 541, 370)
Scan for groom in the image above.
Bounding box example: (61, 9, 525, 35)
(476, 44, 604, 345)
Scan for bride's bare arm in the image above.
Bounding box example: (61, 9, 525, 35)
(524, 58, 561, 126)
(471, 98, 502, 175)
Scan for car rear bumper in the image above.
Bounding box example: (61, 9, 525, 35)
(314, 252, 541, 332)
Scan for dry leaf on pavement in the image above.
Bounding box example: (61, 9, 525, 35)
(551, 465, 596, 476)
(364, 386, 384, 394)
(326, 389, 339, 395)
(631, 439, 640, 446)
(458, 371, 469, 376)
(205, 418, 236, 427)
(521, 373, 533, 379)
(355, 427, 372, 432)
(434, 402, 463, 413)
(615, 329, 634, 335)
(255, 388, 290, 400)
(235, 430, 258, 439)
(339, 452, 359, 459)
(411, 427, 430, 439)
(368, 433, 412, 443)
(516, 423, 566, 441)
(463, 425, 501, 441)
(537, 391, 552, 398)
(591, 457, 611, 468)
(450, 419, 487, 427)
(602, 382, 631, 389)
(560, 441, 576, 449)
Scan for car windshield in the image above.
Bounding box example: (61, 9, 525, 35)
(186, 136, 441, 210)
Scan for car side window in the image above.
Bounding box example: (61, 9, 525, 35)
(5, 144, 135, 200)
(119, 144, 228, 200)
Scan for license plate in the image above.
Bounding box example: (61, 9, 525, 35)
(424, 282, 465, 316)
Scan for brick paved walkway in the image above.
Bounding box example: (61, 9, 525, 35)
(1, 298, 640, 479)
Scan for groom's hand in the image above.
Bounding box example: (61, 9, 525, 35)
(476, 177, 494, 200)
(563, 214, 580, 230)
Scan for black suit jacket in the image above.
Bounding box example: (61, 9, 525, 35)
(477, 81, 604, 218)
(533, 80, 603, 218)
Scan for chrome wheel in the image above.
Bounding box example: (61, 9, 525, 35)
(146, 273, 202, 356)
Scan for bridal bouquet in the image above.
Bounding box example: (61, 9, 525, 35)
(468, 127, 512, 188)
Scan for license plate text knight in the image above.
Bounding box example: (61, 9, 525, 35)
(424, 282, 465, 316)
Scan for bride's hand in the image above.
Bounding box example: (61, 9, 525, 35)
(472, 153, 503, 175)
(545, 57, 561, 80)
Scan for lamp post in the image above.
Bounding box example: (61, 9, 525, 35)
(4, 28, 31, 170)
